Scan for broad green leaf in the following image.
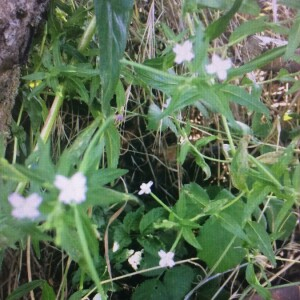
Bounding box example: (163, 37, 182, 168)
(94, 0, 134, 114)
(179, 140, 191, 164)
(205, 0, 243, 41)
(175, 183, 210, 219)
(197, 201, 246, 272)
(123, 207, 144, 233)
(230, 135, 250, 191)
(219, 85, 269, 117)
(132, 279, 168, 300)
(164, 266, 195, 300)
(284, 13, 300, 60)
(229, 17, 268, 45)
(227, 46, 286, 79)
(218, 213, 250, 243)
(139, 208, 167, 235)
(7, 280, 45, 300)
(245, 221, 276, 267)
(0, 158, 28, 182)
(41, 281, 56, 300)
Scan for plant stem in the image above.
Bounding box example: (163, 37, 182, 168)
(74, 206, 106, 299)
(221, 115, 236, 155)
(150, 192, 181, 220)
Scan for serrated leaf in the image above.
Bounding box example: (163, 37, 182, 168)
(245, 221, 276, 267)
(94, 0, 133, 114)
(88, 168, 128, 187)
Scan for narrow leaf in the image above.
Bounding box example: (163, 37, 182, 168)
(94, 0, 134, 114)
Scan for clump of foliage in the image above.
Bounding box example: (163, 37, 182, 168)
(1, 0, 300, 299)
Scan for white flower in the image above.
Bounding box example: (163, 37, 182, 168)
(138, 181, 153, 195)
(92, 294, 102, 300)
(112, 241, 120, 252)
(158, 250, 175, 268)
(54, 172, 87, 204)
(205, 54, 232, 81)
(173, 40, 194, 64)
(8, 193, 42, 220)
(128, 250, 144, 270)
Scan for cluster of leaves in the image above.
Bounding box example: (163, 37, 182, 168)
(1, 0, 300, 299)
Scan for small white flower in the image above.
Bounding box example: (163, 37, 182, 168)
(92, 294, 102, 300)
(173, 40, 195, 64)
(54, 172, 87, 204)
(8, 193, 42, 220)
(112, 241, 120, 252)
(205, 54, 232, 81)
(158, 250, 175, 268)
(138, 181, 153, 195)
(128, 250, 144, 270)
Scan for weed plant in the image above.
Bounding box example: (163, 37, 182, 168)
(1, 0, 300, 299)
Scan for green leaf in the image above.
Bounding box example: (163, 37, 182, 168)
(122, 59, 183, 95)
(227, 46, 287, 78)
(219, 85, 269, 116)
(230, 135, 250, 191)
(22, 72, 47, 81)
(41, 281, 56, 300)
(94, 0, 133, 114)
(164, 266, 195, 300)
(87, 187, 138, 206)
(175, 183, 210, 219)
(284, 13, 300, 60)
(7, 280, 45, 300)
(183, 0, 260, 15)
(246, 264, 272, 300)
(205, 0, 243, 41)
(88, 168, 128, 187)
(104, 123, 120, 169)
(245, 221, 276, 267)
(182, 227, 202, 249)
(132, 279, 168, 300)
(197, 201, 246, 273)
(229, 17, 268, 45)
(139, 208, 166, 235)
(66, 77, 90, 104)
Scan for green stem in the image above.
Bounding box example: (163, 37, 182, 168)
(150, 192, 181, 221)
(221, 115, 235, 155)
(78, 15, 96, 52)
(74, 206, 106, 299)
(170, 228, 183, 252)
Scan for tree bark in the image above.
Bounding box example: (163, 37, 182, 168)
(0, 0, 49, 144)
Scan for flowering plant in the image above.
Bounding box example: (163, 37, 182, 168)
(1, 0, 300, 299)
